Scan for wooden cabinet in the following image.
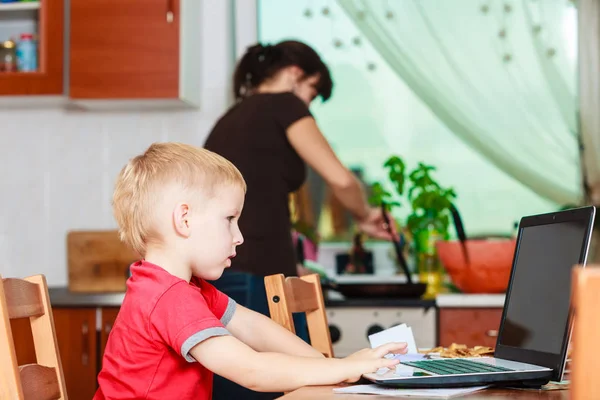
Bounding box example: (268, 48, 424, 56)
(438, 308, 503, 348)
(69, 0, 201, 107)
(53, 308, 99, 400)
(0, 0, 64, 95)
(52, 307, 120, 398)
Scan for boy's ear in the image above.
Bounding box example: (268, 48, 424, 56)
(173, 203, 191, 238)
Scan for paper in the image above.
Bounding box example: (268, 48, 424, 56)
(392, 353, 427, 362)
(333, 384, 489, 398)
(510, 380, 570, 391)
(368, 323, 418, 354)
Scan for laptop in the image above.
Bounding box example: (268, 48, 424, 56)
(364, 206, 596, 388)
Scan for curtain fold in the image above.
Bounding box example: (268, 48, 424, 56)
(578, 0, 600, 205)
(337, 0, 581, 205)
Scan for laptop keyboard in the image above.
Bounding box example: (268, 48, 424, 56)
(401, 359, 515, 375)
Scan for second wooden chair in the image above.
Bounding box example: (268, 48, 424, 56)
(264, 273, 334, 358)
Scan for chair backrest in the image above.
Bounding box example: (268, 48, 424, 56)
(0, 274, 68, 400)
(571, 266, 600, 400)
(264, 273, 334, 358)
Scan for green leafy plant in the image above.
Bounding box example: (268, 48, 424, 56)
(369, 156, 457, 234)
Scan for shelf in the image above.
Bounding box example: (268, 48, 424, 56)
(0, 71, 41, 77)
(0, 1, 40, 12)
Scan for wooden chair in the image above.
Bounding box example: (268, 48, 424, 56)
(571, 266, 600, 400)
(0, 274, 68, 399)
(264, 273, 334, 358)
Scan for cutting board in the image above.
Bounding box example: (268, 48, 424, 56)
(67, 230, 139, 293)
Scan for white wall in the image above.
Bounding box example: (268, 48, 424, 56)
(0, 1, 237, 286)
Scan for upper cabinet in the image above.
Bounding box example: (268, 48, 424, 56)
(0, 0, 64, 95)
(69, 0, 201, 108)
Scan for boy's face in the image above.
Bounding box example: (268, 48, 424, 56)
(188, 184, 245, 281)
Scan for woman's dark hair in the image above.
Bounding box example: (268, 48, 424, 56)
(233, 40, 333, 102)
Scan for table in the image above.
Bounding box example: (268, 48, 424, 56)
(278, 385, 569, 399)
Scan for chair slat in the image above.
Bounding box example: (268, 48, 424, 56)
(19, 364, 60, 400)
(287, 278, 319, 313)
(3, 279, 44, 319)
(265, 274, 296, 333)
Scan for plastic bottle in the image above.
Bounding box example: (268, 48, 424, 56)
(16, 33, 37, 72)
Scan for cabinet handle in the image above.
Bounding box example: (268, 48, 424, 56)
(486, 329, 498, 337)
(167, 0, 174, 23)
(81, 321, 89, 366)
(105, 323, 112, 334)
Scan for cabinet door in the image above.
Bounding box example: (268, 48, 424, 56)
(100, 307, 120, 363)
(438, 308, 503, 348)
(0, 0, 64, 95)
(53, 308, 98, 400)
(69, 0, 180, 99)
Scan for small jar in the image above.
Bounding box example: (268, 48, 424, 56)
(0, 40, 17, 72)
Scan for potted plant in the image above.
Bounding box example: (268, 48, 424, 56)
(369, 156, 456, 233)
(369, 156, 458, 298)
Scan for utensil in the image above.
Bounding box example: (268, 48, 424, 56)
(381, 203, 413, 284)
(449, 203, 470, 265)
(295, 234, 305, 266)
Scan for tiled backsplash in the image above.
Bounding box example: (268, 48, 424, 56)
(0, 1, 234, 286)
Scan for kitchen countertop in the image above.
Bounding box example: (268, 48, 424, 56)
(436, 293, 506, 308)
(49, 287, 504, 309)
(325, 297, 436, 309)
(49, 287, 125, 307)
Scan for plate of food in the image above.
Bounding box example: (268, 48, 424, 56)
(418, 343, 495, 359)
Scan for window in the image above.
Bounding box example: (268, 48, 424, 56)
(257, 0, 579, 238)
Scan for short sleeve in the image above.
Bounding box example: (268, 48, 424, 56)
(195, 278, 236, 325)
(149, 281, 235, 363)
(272, 92, 313, 131)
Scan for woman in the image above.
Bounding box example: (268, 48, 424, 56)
(204, 40, 394, 400)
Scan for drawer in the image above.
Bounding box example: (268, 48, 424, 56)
(438, 308, 503, 348)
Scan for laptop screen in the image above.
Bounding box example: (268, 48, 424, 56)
(496, 207, 595, 379)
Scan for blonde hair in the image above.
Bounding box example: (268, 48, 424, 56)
(112, 142, 246, 256)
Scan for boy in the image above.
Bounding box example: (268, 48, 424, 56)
(94, 143, 406, 399)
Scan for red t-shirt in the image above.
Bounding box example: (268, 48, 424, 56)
(93, 260, 236, 400)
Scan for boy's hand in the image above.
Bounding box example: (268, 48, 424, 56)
(342, 342, 408, 383)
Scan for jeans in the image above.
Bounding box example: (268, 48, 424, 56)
(211, 270, 309, 400)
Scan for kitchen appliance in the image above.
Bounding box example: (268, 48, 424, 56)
(327, 306, 436, 357)
(67, 230, 138, 293)
(322, 276, 427, 299)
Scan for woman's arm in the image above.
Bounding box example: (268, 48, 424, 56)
(287, 117, 370, 221)
(287, 117, 396, 240)
(226, 304, 324, 358)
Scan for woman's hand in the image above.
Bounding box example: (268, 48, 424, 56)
(357, 207, 399, 241)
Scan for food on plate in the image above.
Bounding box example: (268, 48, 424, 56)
(418, 343, 495, 358)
